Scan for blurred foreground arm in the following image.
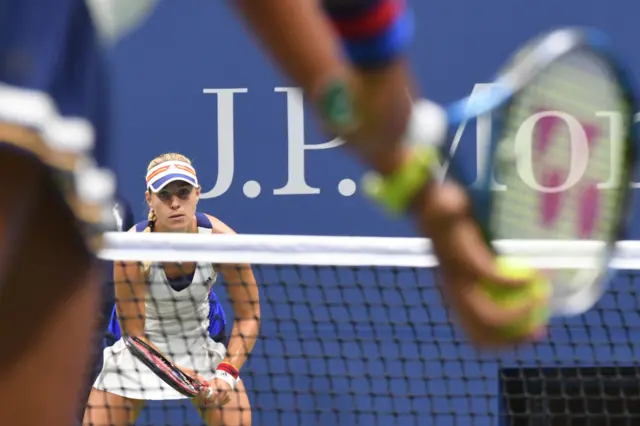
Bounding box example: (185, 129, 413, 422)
(230, 0, 546, 348)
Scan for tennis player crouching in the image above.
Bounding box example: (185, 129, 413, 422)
(84, 153, 259, 426)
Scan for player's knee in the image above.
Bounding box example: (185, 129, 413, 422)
(323, 0, 414, 69)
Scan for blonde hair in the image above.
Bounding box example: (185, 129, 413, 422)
(146, 152, 194, 230)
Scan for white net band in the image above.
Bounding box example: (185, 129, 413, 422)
(98, 232, 640, 270)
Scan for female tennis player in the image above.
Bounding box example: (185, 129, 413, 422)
(84, 153, 257, 426)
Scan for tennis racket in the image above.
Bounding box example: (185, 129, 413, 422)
(124, 336, 212, 398)
(424, 27, 638, 317)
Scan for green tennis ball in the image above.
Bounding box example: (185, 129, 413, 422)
(479, 256, 551, 338)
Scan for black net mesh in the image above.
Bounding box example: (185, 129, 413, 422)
(82, 262, 640, 426)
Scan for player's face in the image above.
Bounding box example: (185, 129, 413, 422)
(148, 181, 200, 232)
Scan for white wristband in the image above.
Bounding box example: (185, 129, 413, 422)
(214, 370, 237, 390)
(405, 99, 448, 149)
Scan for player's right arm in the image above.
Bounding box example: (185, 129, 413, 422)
(112, 227, 149, 342)
(230, 0, 539, 349)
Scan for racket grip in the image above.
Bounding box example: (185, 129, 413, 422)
(205, 386, 213, 398)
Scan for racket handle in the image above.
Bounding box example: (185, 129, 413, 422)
(205, 386, 213, 398)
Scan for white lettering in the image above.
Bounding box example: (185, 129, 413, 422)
(200, 88, 248, 199)
(629, 112, 640, 189)
(197, 85, 640, 200)
(596, 111, 624, 190)
(273, 87, 345, 196)
(515, 111, 590, 193)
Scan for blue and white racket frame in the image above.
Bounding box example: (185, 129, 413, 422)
(435, 27, 640, 315)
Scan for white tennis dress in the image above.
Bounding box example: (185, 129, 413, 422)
(93, 226, 225, 400)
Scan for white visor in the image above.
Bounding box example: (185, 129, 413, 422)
(146, 160, 198, 192)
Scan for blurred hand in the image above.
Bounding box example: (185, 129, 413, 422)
(414, 180, 548, 348)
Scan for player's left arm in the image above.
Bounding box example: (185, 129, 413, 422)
(206, 214, 260, 372)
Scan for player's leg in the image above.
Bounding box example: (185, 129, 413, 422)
(195, 378, 252, 426)
(83, 389, 145, 426)
(230, 0, 542, 347)
(0, 143, 100, 426)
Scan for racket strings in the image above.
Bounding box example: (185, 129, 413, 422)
(493, 50, 626, 242)
(488, 47, 633, 313)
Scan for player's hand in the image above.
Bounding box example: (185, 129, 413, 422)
(414, 180, 548, 348)
(201, 378, 232, 406)
(177, 367, 216, 403)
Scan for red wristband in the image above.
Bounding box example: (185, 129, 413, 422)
(216, 362, 239, 380)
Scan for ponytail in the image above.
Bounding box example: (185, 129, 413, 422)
(147, 209, 157, 231)
(141, 208, 156, 275)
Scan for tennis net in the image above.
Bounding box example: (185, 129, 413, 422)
(87, 233, 640, 426)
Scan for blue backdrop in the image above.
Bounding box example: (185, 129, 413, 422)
(104, 1, 640, 425)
